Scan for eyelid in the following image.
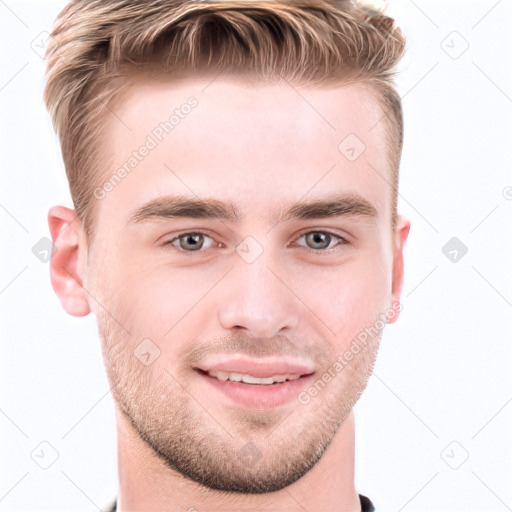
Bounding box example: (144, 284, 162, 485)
(291, 229, 351, 254)
(293, 227, 351, 243)
(161, 228, 351, 255)
(161, 230, 218, 250)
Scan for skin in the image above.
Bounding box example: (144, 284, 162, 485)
(48, 74, 410, 512)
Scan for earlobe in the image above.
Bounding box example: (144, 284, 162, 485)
(388, 215, 411, 324)
(48, 206, 91, 317)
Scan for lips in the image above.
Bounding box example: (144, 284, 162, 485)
(196, 366, 316, 408)
(193, 356, 316, 407)
(193, 355, 316, 379)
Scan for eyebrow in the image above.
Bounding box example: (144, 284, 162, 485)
(127, 193, 378, 225)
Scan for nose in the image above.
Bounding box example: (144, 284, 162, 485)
(217, 247, 300, 339)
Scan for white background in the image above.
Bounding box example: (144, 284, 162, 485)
(1, 1, 511, 511)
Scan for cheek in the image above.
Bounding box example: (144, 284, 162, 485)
(105, 262, 213, 340)
(295, 255, 391, 341)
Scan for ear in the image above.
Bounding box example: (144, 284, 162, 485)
(48, 206, 91, 317)
(387, 215, 411, 324)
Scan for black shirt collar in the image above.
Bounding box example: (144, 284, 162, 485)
(104, 493, 375, 511)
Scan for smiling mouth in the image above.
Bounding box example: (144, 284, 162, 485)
(195, 368, 312, 385)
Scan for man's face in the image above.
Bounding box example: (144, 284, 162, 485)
(81, 75, 405, 492)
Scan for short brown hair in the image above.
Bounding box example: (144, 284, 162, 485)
(44, 0, 406, 241)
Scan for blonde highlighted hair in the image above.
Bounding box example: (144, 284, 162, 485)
(44, 0, 406, 240)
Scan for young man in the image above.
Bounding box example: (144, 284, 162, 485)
(44, 0, 410, 510)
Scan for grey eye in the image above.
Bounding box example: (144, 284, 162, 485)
(299, 232, 341, 250)
(168, 233, 215, 252)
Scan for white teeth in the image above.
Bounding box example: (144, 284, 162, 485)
(207, 371, 301, 385)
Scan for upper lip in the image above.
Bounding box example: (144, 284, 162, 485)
(194, 356, 316, 378)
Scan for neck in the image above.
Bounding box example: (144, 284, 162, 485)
(115, 408, 360, 512)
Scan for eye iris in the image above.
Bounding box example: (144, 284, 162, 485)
(306, 232, 331, 250)
(179, 234, 204, 251)
(173, 233, 337, 252)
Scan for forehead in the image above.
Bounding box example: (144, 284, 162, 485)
(112, 73, 386, 140)
(97, 74, 391, 229)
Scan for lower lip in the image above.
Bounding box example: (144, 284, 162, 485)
(196, 370, 315, 408)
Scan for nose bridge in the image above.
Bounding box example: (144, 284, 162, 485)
(217, 237, 299, 337)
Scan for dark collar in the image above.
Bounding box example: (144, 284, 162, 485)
(104, 493, 375, 511)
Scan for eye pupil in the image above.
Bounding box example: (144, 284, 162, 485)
(306, 232, 331, 250)
(180, 234, 203, 251)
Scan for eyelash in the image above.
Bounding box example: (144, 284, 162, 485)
(161, 230, 350, 256)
